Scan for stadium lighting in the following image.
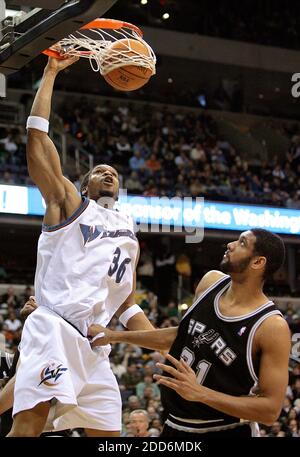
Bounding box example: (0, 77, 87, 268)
(162, 12, 170, 20)
(179, 303, 188, 311)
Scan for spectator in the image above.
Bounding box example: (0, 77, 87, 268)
(1, 287, 20, 309)
(124, 171, 143, 194)
(136, 375, 160, 400)
(126, 409, 153, 437)
(129, 151, 145, 172)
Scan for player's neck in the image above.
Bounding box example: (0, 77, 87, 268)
(92, 196, 115, 209)
(226, 280, 267, 307)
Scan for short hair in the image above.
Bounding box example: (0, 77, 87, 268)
(129, 409, 150, 423)
(251, 228, 285, 280)
(128, 395, 139, 402)
(80, 170, 91, 196)
(79, 164, 118, 196)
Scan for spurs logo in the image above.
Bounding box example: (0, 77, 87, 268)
(192, 329, 219, 348)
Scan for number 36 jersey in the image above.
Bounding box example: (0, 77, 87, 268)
(34, 197, 138, 336)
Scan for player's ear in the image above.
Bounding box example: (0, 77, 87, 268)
(252, 256, 266, 271)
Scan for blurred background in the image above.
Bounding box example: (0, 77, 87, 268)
(0, 0, 300, 438)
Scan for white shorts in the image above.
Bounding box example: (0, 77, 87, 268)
(13, 306, 121, 431)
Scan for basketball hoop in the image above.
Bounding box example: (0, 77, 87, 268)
(43, 18, 156, 76)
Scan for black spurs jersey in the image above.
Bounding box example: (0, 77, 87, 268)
(0, 349, 19, 437)
(0, 350, 14, 382)
(161, 275, 282, 427)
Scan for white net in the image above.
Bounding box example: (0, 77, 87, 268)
(47, 20, 156, 76)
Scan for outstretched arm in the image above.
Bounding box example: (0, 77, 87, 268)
(154, 316, 291, 426)
(88, 324, 178, 352)
(27, 56, 81, 226)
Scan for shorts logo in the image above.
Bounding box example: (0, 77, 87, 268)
(38, 362, 68, 387)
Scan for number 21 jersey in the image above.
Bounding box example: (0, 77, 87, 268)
(161, 275, 282, 424)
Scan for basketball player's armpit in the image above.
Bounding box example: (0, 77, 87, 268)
(0, 374, 15, 415)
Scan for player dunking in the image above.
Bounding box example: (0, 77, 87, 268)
(8, 56, 153, 437)
(89, 229, 291, 437)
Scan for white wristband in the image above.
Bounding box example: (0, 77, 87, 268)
(119, 304, 143, 327)
(26, 116, 49, 133)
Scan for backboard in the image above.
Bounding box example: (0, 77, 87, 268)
(0, 0, 118, 96)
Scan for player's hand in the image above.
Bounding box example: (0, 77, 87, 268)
(87, 324, 114, 347)
(20, 296, 38, 319)
(45, 55, 79, 74)
(153, 353, 204, 402)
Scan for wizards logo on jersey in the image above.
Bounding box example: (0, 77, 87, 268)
(80, 224, 104, 245)
(38, 362, 68, 387)
(80, 223, 137, 245)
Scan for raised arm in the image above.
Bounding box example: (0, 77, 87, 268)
(27, 56, 81, 226)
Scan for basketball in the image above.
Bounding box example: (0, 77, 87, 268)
(103, 38, 155, 91)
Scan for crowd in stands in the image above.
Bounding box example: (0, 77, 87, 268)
(65, 101, 300, 208)
(0, 281, 299, 437)
(1, 101, 300, 209)
(120, 0, 300, 51)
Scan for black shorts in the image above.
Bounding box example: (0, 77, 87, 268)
(161, 423, 253, 438)
(0, 409, 13, 437)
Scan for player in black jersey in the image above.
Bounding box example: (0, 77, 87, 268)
(0, 349, 14, 436)
(0, 297, 37, 436)
(89, 228, 291, 437)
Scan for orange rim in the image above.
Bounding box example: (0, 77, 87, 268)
(42, 18, 143, 59)
(80, 18, 143, 37)
(42, 49, 66, 59)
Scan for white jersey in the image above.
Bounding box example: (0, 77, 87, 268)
(34, 197, 138, 336)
